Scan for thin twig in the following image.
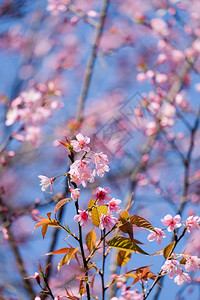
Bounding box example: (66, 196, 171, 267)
(76, 0, 110, 122)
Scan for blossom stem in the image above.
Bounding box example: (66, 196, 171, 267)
(100, 229, 106, 300)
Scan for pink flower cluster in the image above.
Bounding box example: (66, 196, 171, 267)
(111, 286, 143, 300)
(74, 186, 121, 231)
(6, 81, 62, 146)
(69, 159, 94, 188)
(160, 214, 200, 233)
(186, 215, 200, 233)
(161, 255, 200, 286)
(68, 134, 110, 187)
(47, 0, 69, 15)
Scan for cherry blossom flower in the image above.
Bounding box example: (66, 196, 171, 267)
(111, 286, 143, 300)
(69, 186, 80, 202)
(150, 18, 169, 36)
(38, 175, 54, 193)
(74, 209, 91, 226)
(155, 73, 168, 84)
(108, 198, 122, 213)
(186, 215, 200, 233)
(35, 296, 41, 300)
(185, 255, 200, 272)
(99, 213, 117, 231)
(147, 227, 166, 245)
(161, 214, 182, 232)
(91, 186, 112, 205)
(161, 260, 181, 278)
(71, 133, 90, 152)
(121, 288, 143, 300)
(145, 121, 157, 136)
(69, 160, 94, 187)
(47, 0, 69, 15)
(92, 152, 110, 177)
(2, 228, 9, 240)
(174, 270, 191, 286)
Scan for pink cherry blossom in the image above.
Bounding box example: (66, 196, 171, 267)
(74, 209, 91, 226)
(47, 0, 69, 15)
(35, 296, 41, 300)
(157, 53, 167, 65)
(71, 133, 90, 153)
(91, 187, 112, 205)
(155, 73, 168, 84)
(174, 270, 191, 286)
(112, 287, 143, 300)
(145, 121, 157, 136)
(69, 186, 80, 202)
(2, 228, 9, 240)
(186, 215, 200, 233)
(147, 227, 166, 245)
(99, 213, 117, 231)
(137, 72, 146, 82)
(38, 175, 54, 193)
(161, 214, 182, 232)
(161, 260, 181, 278)
(69, 159, 94, 187)
(121, 289, 143, 300)
(150, 18, 169, 36)
(185, 255, 200, 272)
(92, 152, 110, 177)
(108, 198, 122, 213)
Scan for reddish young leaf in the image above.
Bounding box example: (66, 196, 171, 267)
(45, 247, 72, 256)
(34, 216, 59, 229)
(34, 216, 59, 238)
(54, 198, 72, 214)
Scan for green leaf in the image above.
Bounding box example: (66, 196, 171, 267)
(107, 235, 149, 255)
(130, 215, 156, 232)
(163, 241, 175, 259)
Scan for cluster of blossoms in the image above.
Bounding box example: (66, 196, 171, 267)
(147, 214, 200, 245)
(161, 254, 200, 286)
(6, 81, 62, 146)
(68, 134, 110, 188)
(47, 0, 69, 14)
(74, 186, 122, 231)
(38, 133, 120, 231)
(111, 286, 143, 300)
(161, 214, 200, 233)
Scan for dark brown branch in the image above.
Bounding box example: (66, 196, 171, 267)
(0, 197, 35, 299)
